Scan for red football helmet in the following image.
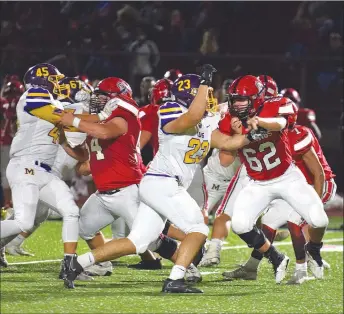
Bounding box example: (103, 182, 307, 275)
(280, 88, 301, 107)
(164, 69, 183, 82)
(2, 77, 25, 99)
(257, 75, 278, 98)
(90, 77, 133, 114)
(227, 75, 265, 120)
(149, 78, 173, 105)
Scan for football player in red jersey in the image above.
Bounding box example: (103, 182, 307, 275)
(0, 77, 25, 208)
(223, 107, 336, 283)
(221, 75, 328, 283)
(139, 78, 173, 156)
(59, 77, 143, 288)
(280, 88, 321, 140)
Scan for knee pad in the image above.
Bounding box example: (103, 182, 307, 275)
(231, 213, 253, 235)
(308, 206, 329, 229)
(127, 229, 156, 254)
(187, 223, 209, 237)
(154, 234, 178, 259)
(162, 220, 171, 236)
(192, 243, 206, 267)
(238, 226, 267, 250)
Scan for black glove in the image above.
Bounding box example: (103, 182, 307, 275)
(200, 64, 217, 86)
(246, 127, 269, 142)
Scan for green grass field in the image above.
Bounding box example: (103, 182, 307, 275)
(1, 218, 343, 314)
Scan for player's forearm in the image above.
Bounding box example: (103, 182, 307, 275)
(184, 85, 208, 125)
(75, 113, 100, 123)
(313, 173, 325, 199)
(77, 120, 116, 140)
(220, 134, 250, 151)
(257, 117, 286, 131)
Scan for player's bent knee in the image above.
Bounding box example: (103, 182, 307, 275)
(308, 209, 329, 229)
(127, 230, 153, 254)
(187, 223, 209, 237)
(17, 219, 35, 233)
(231, 215, 253, 235)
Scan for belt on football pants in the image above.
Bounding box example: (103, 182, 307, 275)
(99, 189, 121, 195)
(35, 161, 52, 172)
(99, 184, 139, 195)
(145, 173, 181, 185)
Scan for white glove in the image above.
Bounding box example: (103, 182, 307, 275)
(98, 98, 119, 121)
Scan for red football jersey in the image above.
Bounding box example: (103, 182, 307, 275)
(289, 125, 334, 184)
(238, 97, 295, 181)
(88, 106, 143, 191)
(139, 104, 159, 155)
(0, 96, 19, 145)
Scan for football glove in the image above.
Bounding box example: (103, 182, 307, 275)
(200, 64, 217, 86)
(246, 127, 269, 142)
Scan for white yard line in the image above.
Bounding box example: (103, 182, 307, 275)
(222, 237, 343, 251)
(8, 237, 343, 266)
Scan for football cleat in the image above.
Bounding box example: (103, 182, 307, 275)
(185, 264, 202, 283)
(222, 265, 258, 281)
(59, 258, 92, 281)
(198, 241, 221, 267)
(162, 278, 203, 294)
(305, 242, 324, 279)
(85, 261, 113, 276)
(6, 245, 34, 257)
(128, 259, 162, 270)
(61, 254, 84, 289)
(287, 269, 308, 285)
(274, 230, 290, 242)
(322, 259, 331, 270)
(0, 247, 8, 268)
(273, 255, 290, 284)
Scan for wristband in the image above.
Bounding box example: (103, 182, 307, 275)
(72, 117, 81, 128)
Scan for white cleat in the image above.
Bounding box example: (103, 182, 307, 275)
(306, 252, 324, 279)
(275, 255, 289, 284)
(198, 242, 221, 267)
(222, 265, 258, 281)
(322, 259, 331, 270)
(6, 245, 34, 257)
(287, 269, 308, 285)
(185, 264, 202, 283)
(76, 272, 94, 281)
(84, 261, 113, 276)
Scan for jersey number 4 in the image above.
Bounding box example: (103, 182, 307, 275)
(90, 138, 105, 160)
(184, 138, 209, 164)
(242, 141, 281, 171)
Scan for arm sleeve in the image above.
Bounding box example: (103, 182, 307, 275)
(158, 102, 183, 130)
(293, 127, 313, 155)
(24, 87, 64, 124)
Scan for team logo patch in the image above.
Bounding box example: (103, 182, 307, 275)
(25, 168, 34, 175)
(212, 184, 220, 191)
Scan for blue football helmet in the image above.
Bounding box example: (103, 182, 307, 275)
(171, 74, 218, 114)
(57, 77, 93, 106)
(23, 63, 65, 98)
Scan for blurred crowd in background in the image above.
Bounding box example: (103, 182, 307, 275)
(0, 1, 343, 208)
